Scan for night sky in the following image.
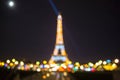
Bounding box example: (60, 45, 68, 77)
(0, 0, 120, 63)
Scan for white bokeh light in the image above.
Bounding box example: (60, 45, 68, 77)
(8, 1, 14, 7)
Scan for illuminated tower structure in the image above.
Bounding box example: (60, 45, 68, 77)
(49, 14, 70, 65)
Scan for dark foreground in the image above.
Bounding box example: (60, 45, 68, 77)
(0, 67, 120, 80)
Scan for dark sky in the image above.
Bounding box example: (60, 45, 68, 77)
(0, 0, 120, 63)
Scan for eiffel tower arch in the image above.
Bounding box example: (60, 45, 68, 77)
(49, 14, 70, 65)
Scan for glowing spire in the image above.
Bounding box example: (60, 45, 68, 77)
(58, 14, 62, 20)
(56, 13, 64, 45)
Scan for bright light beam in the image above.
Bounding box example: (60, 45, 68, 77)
(49, 0, 58, 16)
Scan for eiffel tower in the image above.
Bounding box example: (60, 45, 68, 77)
(49, 14, 70, 65)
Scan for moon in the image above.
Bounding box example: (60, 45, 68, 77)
(8, 1, 14, 7)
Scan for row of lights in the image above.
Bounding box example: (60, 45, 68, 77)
(73, 59, 119, 72)
(0, 58, 119, 72)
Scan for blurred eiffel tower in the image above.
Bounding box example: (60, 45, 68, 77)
(49, 13, 70, 65)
